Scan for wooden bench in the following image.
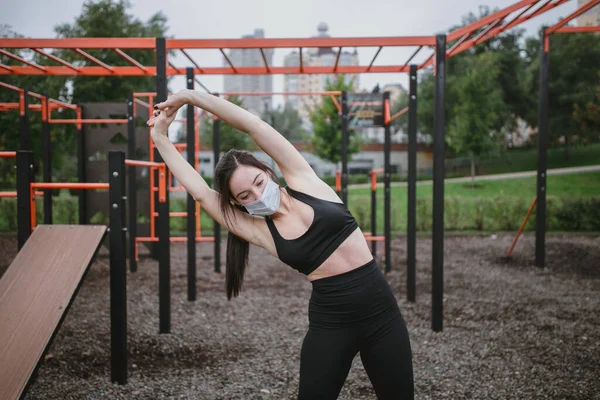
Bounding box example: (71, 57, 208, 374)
(0, 225, 107, 400)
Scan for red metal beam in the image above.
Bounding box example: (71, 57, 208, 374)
(48, 98, 78, 110)
(31, 48, 80, 72)
(167, 36, 436, 49)
(555, 25, 600, 33)
(0, 64, 14, 72)
(423, 0, 566, 67)
(299, 48, 303, 73)
(448, 0, 540, 41)
(0, 38, 156, 49)
(0, 49, 47, 72)
(114, 48, 148, 73)
(546, 0, 600, 34)
(73, 48, 114, 72)
(0, 64, 415, 75)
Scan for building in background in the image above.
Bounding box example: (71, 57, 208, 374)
(577, 0, 600, 26)
(223, 29, 273, 115)
(283, 23, 359, 125)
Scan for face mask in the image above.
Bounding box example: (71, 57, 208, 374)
(243, 178, 281, 216)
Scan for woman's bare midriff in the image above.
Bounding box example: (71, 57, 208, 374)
(306, 228, 375, 281)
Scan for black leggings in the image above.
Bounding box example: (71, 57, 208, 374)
(298, 259, 414, 400)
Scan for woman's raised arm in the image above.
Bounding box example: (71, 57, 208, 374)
(155, 90, 317, 181)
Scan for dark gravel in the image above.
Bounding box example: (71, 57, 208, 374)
(1, 232, 598, 399)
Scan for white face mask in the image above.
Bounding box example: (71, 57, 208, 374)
(242, 178, 281, 216)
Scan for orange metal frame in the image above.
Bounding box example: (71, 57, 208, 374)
(0, 1, 569, 77)
(543, 0, 600, 51)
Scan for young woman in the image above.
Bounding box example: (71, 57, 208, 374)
(147, 89, 414, 400)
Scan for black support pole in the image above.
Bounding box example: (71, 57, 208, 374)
(371, 173, 377, 256)
(213, 110, 221, 274)
(127, 94, 137, 272)
(42, 96, 52, 224)
(432, 34, 446, 333)
(341, 91, 349, 205)
(155, 37, 171, 334)
(20, 89, 30, 151)
(383, 92, 392, 273)
(407, 64, 418, 303)
(108, 151, 127, 385)
(186, 67, 197, 300)
(77, 106, 87, 224)
(17, 151, 34, 250)
(536, 32, 549, 268)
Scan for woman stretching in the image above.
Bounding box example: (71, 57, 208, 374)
(148, 89, 414, 400)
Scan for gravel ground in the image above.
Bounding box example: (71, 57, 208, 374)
(1, 233, 599, 400)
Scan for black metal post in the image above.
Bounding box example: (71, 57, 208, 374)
(432, 35, 446, 332)
(371, 173, 377, 256)
(42, 96, 52, 224)
(536, 32, 549, 268)
(77, 106, 87, 224)
(20, 89, 30, 151)
(383, 92, 392, 273)
(108, 151, 127, 385)
(155, 37, 171, 334)
(213, 111, 221, 273)
(341, 91, 349, 205)
(186, 67, 197, 300)
(407, 64, 418, 303)
(127, 94, 137, 272)
(17, 151, 34, 250)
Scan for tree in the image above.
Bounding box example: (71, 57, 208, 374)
(309, 75, 359, 164)
(262, 103, 306, 141)
(200, 96, 256, 151)
(448, 53, 506, 187)
(524, 30, 600, 157)
(573, 72, 600, 138)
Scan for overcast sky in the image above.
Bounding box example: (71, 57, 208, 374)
(2, 0, 577, 102)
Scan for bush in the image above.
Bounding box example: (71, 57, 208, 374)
(555, 197, 600, 231)
(0, 198, 17, 231)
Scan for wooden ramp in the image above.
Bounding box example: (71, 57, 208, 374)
(0, 225, 107, 400)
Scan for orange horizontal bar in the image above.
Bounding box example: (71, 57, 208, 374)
(554, 26, 600, 34)
(221, 91, 342, 96)
(125, 159, 163, 168)
(0, 102, 63, 111)
(168, 36, 435, 49)
(0, 65, 413, 76)
(133, 92, 157, 97)
(136, 236, 215, 243)
(0, 38, 156, 49)
(0, 151, 17, 158)
(152, 212, 191, 217)
(48, 98, 78, 110)
(134, 97, 151, 109)
(371, 168, 384, 174)
(0, 82, 45, 100)
(0, 191, 44, 198)
(31, 183, 109, 190)
(48, 118, 128, 124)
(364, 236, 386, 242)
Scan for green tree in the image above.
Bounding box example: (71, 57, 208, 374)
(524, 30, 600, 157)
(573, 72, 600, 137)
(262, 103, 306, 141)
(200, 96, 255, 151)
(309, 75, 359, 164)
(448, 53, 506, 187)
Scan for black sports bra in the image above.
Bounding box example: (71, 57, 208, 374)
(265, 187, 359, 275)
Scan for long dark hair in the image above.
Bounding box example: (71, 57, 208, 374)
(214, 149, 278, 300)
